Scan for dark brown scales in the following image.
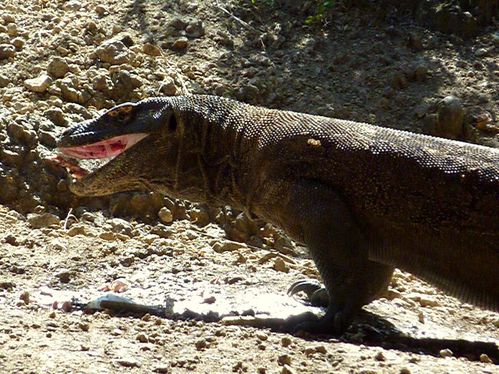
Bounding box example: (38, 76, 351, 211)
(57, 95, 499, 332)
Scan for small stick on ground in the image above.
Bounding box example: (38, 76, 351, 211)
(63, 208, 76, 231)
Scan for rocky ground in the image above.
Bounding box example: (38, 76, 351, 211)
(0, 0, 498, 373)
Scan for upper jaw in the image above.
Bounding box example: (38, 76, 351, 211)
(57, 117, 133, 149)
(57, 97, 172, 149)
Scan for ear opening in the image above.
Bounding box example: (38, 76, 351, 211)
(168, 113, 178, 133)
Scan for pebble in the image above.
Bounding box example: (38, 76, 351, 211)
(385, 289, 402, 300)
(273, 257, 289, 273)
(106, 218, 133, 236)
(141, 234, 160, 245)
(24, 74, 52, 93)
(55, 269, 72, 283)
(408, 33, 423, 51)
(281, 365, 295, 374)
(185, 20, 205, 38)
(48, 239, 66, 251)
(194, 338, 207, 350)
(256, 332, 268, 341)
(158, 207, 173, 224)
(79, 322, 89, 332)
(212, 240, 247, 253)
(92, 74, 110, 92)
(418, 296, 439, 307)
(120, 34, 135, 48)
(85, 21, 98, 33)
(203, 295, 216, 304)
(143, 43, 161, 56)
(0, 173, 19, 202)
(274, 234, 296, 254)
(0, 74, 10, 88)
(278, 354, 292, 366)
(435, 95, 464, 139)
(188, 206, 210, 226)
(172, 37, 189, 50)
(281, 337, 292, 347)
(185, 230, 198, 240)
(59, 80, 82, 103)
(47, 57, 70, 78)
(19, 291, 30, 304)
(472, 111, 497, 134)
(2, 14, 15, 24)
(474, 47, 489, 57)
(391, 71, 408, 90)
(94, 39, 133, 65)
(0, 149, 23, 167)
(27, 212, 60, 228)
(66, 225, 86, 237)
(169, 17, 188, 30)
(153, 365, 171, 373)
(6, 23, 18, 37)
(11, 37, 24, 49)
(479, 353, 493, 364)
(159, 77, 177, 95)
(4, 234, 18, 245)
(406, 293, 440, 307)
(99, 231, 115, 240)
(111, 70, 142, 97)
(44, 108, 67, 126)
(95, 5, 108, 16)
(0, 44, 16, 59)
(115, 358, 141, 368)
(150, 225, 173, 239)
(413, 65, 427, 82)
(136, 333, 148, 343)
(439, 348, 453, 358)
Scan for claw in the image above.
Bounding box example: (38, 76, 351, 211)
(288, 279, 329, 307)
(287, 279, 322, 298)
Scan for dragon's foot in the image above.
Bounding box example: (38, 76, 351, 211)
(281, 303, 354, 335)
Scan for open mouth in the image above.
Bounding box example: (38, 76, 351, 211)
(53, 133, 148, 179)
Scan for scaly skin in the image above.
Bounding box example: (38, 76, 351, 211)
(57, 95, 499, 334)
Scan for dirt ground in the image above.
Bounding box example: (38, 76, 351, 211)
(0, 0, 498, 373)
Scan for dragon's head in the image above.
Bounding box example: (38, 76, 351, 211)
(56, 97, 202, 198)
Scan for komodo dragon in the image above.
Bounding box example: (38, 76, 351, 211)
(56, 95, 499, 334)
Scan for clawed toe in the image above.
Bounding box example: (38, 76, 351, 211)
(287, 279, 322, 297)
(294, 305, 354, 335)
(288, 279, 329, 307)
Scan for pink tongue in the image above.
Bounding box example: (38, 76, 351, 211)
(59, 133, 148, 159)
